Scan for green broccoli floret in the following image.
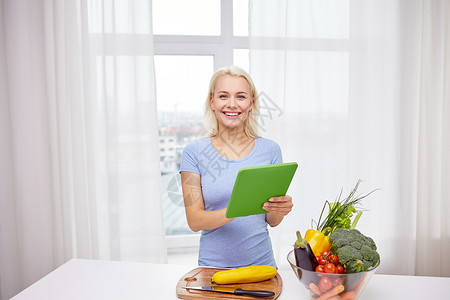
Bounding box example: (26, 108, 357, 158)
(329, 228, 380, 273)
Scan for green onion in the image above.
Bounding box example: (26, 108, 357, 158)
(314, 180, 378, 236)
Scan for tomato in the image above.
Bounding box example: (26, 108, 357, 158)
(319, 276, 333, 293)
(317, 257, 327, 265)
(320, 250, 330, 258)
(336, 265, 345, 274)
(332, 277, 343, 287)
(327, 254, 339, 265)
(315, 265, 325, 273)
(324, 263, 336, 274)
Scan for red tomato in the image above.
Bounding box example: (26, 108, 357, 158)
(332, 277, 343, 287)
(319, 276, 333, 293)
(324, 263, 336, 274)
(327, 254, 339, 265)
(315, 265, 325, 273)
(336, 265, 345, 274)
(320, 250, 330, 258)
(317, 257, 327, 266)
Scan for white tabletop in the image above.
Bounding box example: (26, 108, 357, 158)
(11, 259, 450, 299)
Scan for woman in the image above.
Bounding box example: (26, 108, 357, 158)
(180, 66, 293, 268)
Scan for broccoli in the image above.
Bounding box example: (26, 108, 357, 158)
(329, 228, 380, 273)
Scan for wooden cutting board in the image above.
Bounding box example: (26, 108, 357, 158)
(176, 267, 282, 299)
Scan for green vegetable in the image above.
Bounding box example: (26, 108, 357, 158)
(314, 180, 377, 236)
(329, 228, 380, 273)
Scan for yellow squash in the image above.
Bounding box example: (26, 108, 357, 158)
(211, 265, 277, 284)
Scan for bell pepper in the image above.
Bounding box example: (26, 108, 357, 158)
(304, 228, 331, 257)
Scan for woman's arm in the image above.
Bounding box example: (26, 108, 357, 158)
(181, 171, 234, 232)
(264, 195, 294, 227)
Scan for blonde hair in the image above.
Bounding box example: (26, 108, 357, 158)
(204, 65, 260, 138)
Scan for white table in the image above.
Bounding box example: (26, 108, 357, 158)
(11, 259, 450, 299)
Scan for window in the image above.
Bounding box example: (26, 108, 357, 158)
(152, 0, 221, 36)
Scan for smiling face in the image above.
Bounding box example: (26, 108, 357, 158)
(210, 75, 254, 133)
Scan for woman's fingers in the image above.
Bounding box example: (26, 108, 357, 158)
(262, 195, 293, 215)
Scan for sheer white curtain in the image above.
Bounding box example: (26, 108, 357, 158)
(249, 0, 449, 276)
(0, 1, 166, 299)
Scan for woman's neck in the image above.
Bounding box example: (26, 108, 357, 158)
(211, 128, 255, 160)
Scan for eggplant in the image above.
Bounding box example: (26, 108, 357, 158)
(294, 230, 319, 271)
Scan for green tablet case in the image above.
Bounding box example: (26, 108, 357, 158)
(225, 162, 298, 218)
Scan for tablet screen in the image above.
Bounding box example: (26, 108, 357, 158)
(225, 162, 298, 218)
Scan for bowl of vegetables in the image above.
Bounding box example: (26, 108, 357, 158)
(287, 249, 379, 300)
(288, 180, 381, 300)
(287, 228, 380, 300)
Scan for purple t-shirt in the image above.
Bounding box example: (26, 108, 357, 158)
(180, 137, 282, 268)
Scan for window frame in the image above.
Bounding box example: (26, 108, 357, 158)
(154, 1, 248, 69)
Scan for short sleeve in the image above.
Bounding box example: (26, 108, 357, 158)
(180, 141, 201, 174)
(271, 141, 283, 164)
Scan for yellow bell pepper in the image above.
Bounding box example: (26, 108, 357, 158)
(304, 229, 331, 257)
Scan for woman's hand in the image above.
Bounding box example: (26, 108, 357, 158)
(264, 195, 293, 227)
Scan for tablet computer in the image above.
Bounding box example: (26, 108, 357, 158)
(225, 162, 298, 218)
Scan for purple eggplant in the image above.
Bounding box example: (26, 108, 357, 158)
(294, 230, 319, 271)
